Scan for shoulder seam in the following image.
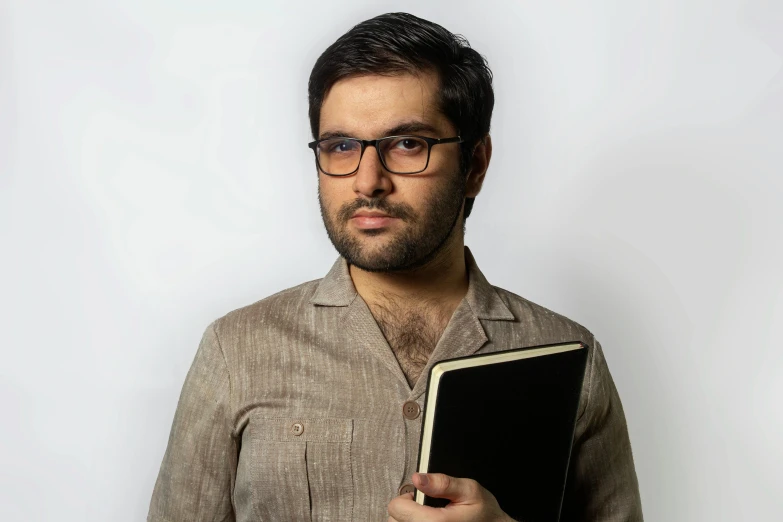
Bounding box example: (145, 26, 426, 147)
(209, 321, 235, 436)
(217, 278, 323, 321)
(493, 286, 592, 333)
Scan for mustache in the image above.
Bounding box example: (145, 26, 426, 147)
(337, 198, 416, 223)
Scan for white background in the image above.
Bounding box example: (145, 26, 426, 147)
(2, 1, 781, 520)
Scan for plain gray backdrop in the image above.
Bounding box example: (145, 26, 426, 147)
(1, 0, 781, 520)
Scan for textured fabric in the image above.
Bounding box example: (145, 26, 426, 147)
(148, 248, 644, 521)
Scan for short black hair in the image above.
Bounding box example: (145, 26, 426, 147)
(308, 12, 494, 219)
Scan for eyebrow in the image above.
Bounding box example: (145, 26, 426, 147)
(318, 121, 443, 141)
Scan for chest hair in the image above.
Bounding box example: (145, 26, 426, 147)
(369, 299, 452, 388)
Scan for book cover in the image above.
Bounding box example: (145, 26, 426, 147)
(415, 342, 589, 522)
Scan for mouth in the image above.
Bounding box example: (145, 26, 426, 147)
(350, 211, 398, 230)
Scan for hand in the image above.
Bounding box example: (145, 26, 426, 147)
(387, 472, 515, 522)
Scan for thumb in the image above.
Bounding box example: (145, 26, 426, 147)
(413, 473, 480, 502)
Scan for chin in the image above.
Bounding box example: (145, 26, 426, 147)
(342, 244, 402, 272)
(356, 228, 387, 237)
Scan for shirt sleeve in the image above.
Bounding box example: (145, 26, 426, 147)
(148, 322, 237, 522)
(559, 336, 644, 521)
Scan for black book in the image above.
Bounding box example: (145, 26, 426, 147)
(415, 341, 589, 522)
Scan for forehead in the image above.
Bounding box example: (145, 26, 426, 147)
(319, 71, 453, 138)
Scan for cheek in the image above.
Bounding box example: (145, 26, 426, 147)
(400, 176, 455, 208)
(319, 177, 351, 212)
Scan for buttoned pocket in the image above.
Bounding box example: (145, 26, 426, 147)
(236, 416, 354, 522)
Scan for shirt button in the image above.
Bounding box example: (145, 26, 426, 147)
(291, 422, 304, 436)
(399, 483, 416, 496)
(402, 400, 421, 420)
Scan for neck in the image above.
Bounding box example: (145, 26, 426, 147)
(349, 236, 469, 313)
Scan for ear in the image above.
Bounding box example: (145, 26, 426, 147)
(465, 135, 492, 198)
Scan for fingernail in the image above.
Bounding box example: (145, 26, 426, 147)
(417, 473, 429, 486)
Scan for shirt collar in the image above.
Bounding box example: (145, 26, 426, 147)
(310, 246, 515, 322)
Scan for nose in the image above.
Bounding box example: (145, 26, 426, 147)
(352, 144, 392, 199)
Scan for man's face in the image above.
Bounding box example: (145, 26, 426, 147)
(317, 71, 466, 272)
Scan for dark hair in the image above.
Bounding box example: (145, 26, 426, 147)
(308, 12, 494, 219)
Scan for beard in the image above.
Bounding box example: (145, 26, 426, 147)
(319, 169, 467, 273)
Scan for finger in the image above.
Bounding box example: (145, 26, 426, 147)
(413, 472, 482, 503)
(387, 493, 416, 522)
(388, 492, 444, 521)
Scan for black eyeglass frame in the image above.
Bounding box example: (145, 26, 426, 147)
(307, 135, 463, 176)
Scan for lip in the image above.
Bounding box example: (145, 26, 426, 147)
(350, 211, 398, 230)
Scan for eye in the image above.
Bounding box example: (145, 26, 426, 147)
(389, 137, 426, 152)
(319, 138, 358, 154)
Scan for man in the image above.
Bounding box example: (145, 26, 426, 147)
(148, 12, 643, 522)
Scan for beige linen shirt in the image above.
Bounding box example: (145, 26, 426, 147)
(148, 248, 643, 521)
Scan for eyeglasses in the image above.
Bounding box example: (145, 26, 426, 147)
(307, 135, 463, 176)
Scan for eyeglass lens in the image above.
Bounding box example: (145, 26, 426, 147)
(316, 136, 429, 175)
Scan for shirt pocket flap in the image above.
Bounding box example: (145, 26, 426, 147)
(253, 417, 353, 443)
